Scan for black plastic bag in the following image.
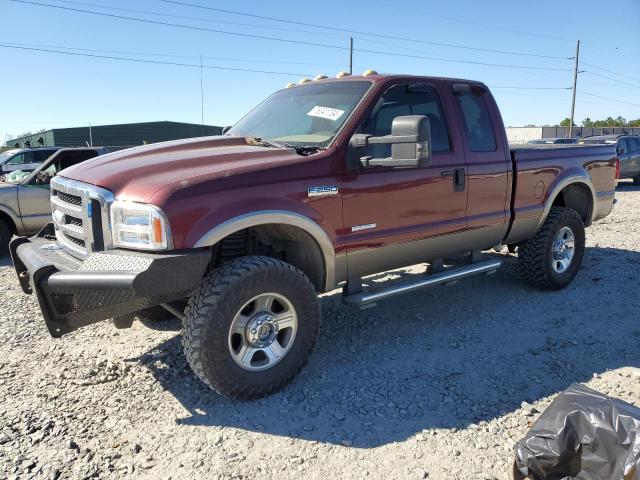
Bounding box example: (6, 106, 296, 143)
(514, 383, 640, 480)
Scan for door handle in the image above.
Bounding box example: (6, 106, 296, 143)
(453, 168, 466, 192)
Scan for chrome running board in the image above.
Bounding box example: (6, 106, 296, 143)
(342, 259, 501, 307)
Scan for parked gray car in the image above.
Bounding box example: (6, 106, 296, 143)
(579, 134, 640, 184)
(0, 148, 105, 250)
(0, 147, 61, 177)
(527, 137, 578, 144)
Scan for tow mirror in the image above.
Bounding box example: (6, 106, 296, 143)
(221, 126, 232, 135)
(349, 115, 432, 168)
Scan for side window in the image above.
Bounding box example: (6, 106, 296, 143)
(6, 153, 24, 165)
(362, 84, 451, 159)
(20, 152, 38, 164)
(455, 88, 497, 152)
(627, 138, 639, 152)
(617, 139, 628, 155)
(36, 150, 55, 162)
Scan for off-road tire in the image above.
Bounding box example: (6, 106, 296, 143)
(518, 207, 585, 290)
(182, 256, 321, 400)
(0, 220, 12, 253)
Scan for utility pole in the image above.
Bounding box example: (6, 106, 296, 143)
(569, 40, 580, 138)
(89, 123, 93, 147)
(349, 36, 353, 75)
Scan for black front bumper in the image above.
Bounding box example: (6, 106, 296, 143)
(10, 225, 210, 337)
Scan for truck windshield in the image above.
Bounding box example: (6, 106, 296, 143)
(228, 81, 372, 148)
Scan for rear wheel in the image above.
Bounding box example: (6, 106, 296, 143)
(518, 207, 585, 290)
(182, 256, 321, 400)
(633, 173, 640, 186)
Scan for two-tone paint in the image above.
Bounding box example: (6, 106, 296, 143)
(57, 74, 618, 291)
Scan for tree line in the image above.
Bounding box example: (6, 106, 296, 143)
(560, 116, 640, 127)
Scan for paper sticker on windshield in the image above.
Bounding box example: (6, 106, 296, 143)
(307, 106, 345, 121)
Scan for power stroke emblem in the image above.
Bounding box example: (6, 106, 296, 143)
(307, 186, 338, 198)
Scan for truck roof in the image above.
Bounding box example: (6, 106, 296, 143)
(284, 73, 487, 88)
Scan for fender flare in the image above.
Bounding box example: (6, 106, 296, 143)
(536, 174, 596, 230)
(193, 210, 336, 290)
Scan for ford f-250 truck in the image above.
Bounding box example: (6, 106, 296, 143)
(10, 73, 618, 399)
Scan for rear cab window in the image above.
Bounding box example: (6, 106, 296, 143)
(453, 85, 497, 152)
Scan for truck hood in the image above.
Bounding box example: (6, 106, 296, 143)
(58, 136, 304, 203)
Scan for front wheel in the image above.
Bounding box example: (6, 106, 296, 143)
(182, 256, 321, 400)
(518, 207, 585, 290)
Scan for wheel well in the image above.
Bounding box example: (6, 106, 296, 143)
(210, 224, 326, 292)
(551, 183, 593, 226)
(0, 211, 17, 235)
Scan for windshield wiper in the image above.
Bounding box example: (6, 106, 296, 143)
(282, 144, 325, 156)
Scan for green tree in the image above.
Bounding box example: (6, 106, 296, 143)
(559, 118, 575, 127)
(582, 117, 593, 127)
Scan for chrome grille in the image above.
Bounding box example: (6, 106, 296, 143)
(50, 177, 114, 258)
(56, 191, 82, 206)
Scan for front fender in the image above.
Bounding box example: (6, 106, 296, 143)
(191, 209, 336, 291)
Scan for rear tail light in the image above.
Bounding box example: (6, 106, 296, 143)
(615, 158, 620, 184)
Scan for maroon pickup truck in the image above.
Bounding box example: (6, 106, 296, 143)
(10, 73, 618, 399)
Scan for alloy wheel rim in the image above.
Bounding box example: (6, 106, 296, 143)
(228, 293, 298, 371)
(551, 226, 575, 274)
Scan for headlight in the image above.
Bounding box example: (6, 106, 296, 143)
(110, 200, 172, 250)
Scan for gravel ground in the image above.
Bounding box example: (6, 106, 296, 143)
(1, 181, 639, 480)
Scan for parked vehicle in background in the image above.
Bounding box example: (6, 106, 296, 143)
(527, 138, 577, 145)
(9, 73, 618, 400)
(0, 148, 105, 250)
(579, 134, 640, 184)
(0, 147, 60, 178)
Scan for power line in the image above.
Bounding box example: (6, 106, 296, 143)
(0, 40, 348, 67)
(8, 0, 351, 52)
(581, 62, 640, 83)
(8, 0, 574, 73)
(583, 71, 640, 90)
(353, 47, 572, 72)
(0, 43, 312, 76)
(357, 0, 574, 44)
(578, 90, 640, 108)
(46, 0, 348, 39)
(154, 0, 572, 60)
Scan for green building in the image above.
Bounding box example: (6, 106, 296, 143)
(7, 121, 223, 148)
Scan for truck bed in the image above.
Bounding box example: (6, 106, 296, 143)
(505, 143, 617, 244)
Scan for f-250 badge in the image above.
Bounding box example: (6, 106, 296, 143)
(307, 186, 338, 197)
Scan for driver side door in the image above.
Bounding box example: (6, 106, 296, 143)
(340, 82, 469, 279)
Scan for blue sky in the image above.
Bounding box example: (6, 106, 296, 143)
(1, 0, 639, 141)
